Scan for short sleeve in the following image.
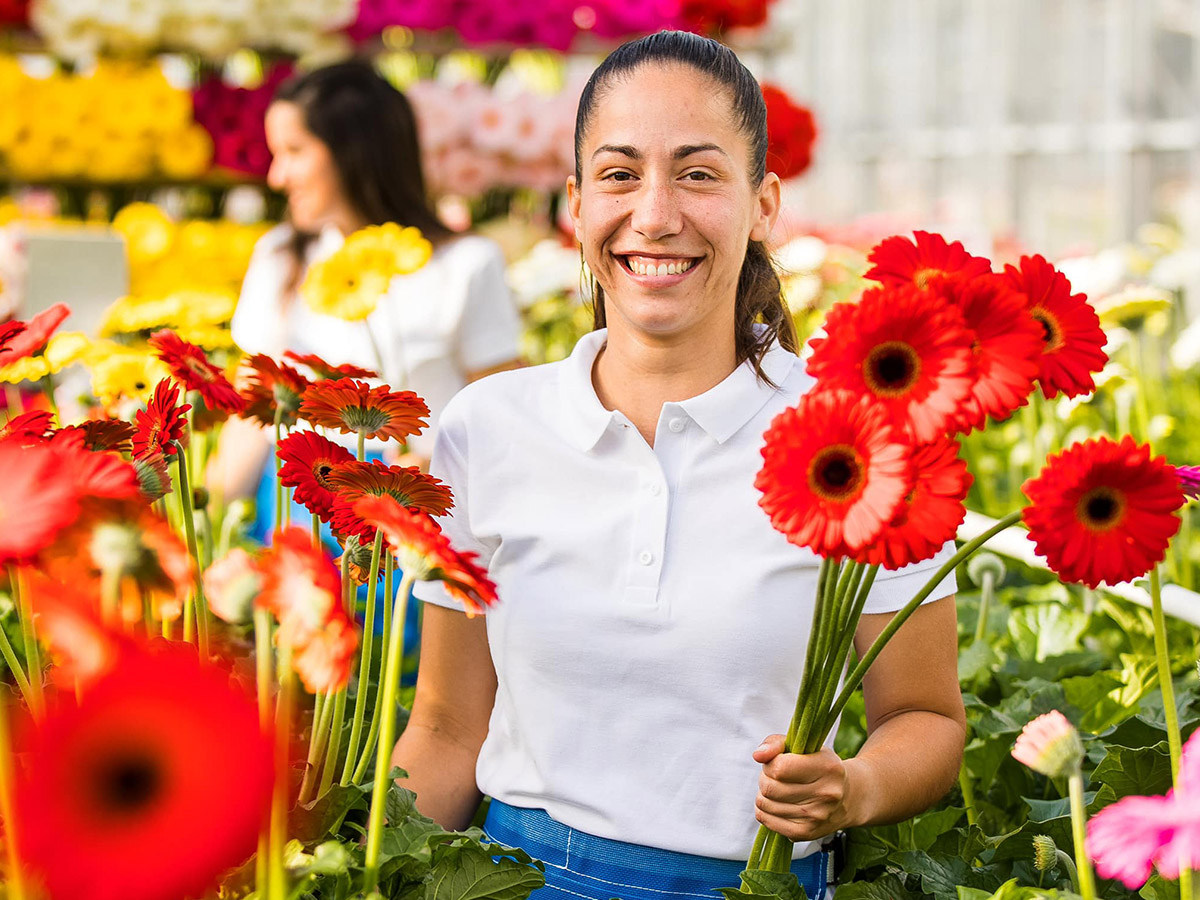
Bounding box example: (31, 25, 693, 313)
(231, 227, 290, 357)
(858, 540, 959, 615)
(454, 239, 522, 373)
(412, 394, 492, 613)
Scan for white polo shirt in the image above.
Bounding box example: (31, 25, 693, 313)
(416, 328, 956, 860)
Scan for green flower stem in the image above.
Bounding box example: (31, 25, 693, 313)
(783, 558, 834, 752)
(318, 554, 354, 797)
(353, 553, 396, 783)
(253, 607, 273, 896)
(363, 571, 417, 894)
(0, 697, 28, 900)
(1068, 771, 1096, 900)
(174, 444, 209, 658)
(973, 571, 996, 644)
(39, 372, 59, 425)
(273, 411, 285, 536)
(10, 569, 42, 721)
(357, 429, 366, 463)
(824, 511, 1024, 735)
(746, 826, 768, 872)
(958, 763, 978, 828)
(341, 530, 384, 785)
(0, 615, 34, 715)
(1055, 848, 1080, 894)
(298, 690, 336, 805)
(1149, 567, 1192, 898)
(311, 511, 321, 550)
(268, 644, 296, 900)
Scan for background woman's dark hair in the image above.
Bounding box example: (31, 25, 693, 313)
(574, 31, 798, 379)
(273, 59, 452, 291)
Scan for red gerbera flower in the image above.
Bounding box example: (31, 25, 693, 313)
(1003, 255, 1108, 399)
(354, 495, 499, 616)
(762, 84, 818, 181)
(277, 430, 356, 523)
(134, 452, 172, 503)
(0, 410, 55, 443)
(807, 284, 976, 443)
(57, 419, 138, 454)
(853, 435, 971, 569)
(326, 459, 454, 542)
(238, 353, 311, 428)
(3, 302, 70, 361)
(299, 378, 428, 443)
(15, 645, 274, 900)
(256, 527, 357, 693)
(864, 232, 992, 291)
(1022, 435, 1184, 589)
(133, 379, 190, 460)
(50, 431, 142, 502)
(755, 389, 913, 559)
(0, 319, 26, 356)
(23, 569, 129, 690)
(148, 329, 244, 413)
(0, 440, 81, 566)
(937, 274, 1043, 433)
(284, 350, 377, 381)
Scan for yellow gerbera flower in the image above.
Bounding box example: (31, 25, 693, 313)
(100, 294, 187, 336)
(112, 202, 176, 266)
(170, 289, 238, 329)
(89, 351, 172, 406)
(301, 224, 432, 321)
(0, 331, 90, 384)
(175, 322, 237, 351)
(1094, 285, 1173, 327)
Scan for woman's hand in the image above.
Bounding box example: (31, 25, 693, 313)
(752, 737, 864, 842)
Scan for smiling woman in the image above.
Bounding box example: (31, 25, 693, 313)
(391, 31, 966, 900)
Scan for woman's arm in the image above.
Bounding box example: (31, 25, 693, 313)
(207, 416, 273, 502)
(753, 594, 966, 842)
(392, 603, 497, 829)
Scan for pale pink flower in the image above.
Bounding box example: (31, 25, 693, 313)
(1012, 710, 1084, 777)
(203, 548, 262, 624)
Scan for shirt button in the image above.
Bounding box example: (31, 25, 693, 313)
(648, 482, 662, 496)
(638, 550, 654, 565)
(668, 418, 686, 433)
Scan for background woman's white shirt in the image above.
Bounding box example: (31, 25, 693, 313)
(416, 328, 956, 860)
(230, 223, 522, 456)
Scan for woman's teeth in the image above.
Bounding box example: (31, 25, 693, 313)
(626, 256, 695, 276)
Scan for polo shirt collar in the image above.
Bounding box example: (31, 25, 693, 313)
(558, 329, 799, 452)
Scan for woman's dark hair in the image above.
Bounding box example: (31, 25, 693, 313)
(574, 31, 798, 379)
(273, 59, 451, 291)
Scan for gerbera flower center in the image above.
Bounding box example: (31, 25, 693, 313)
(864, 342, 922, 397)
(913, 267, 940, 290)
(184, 356, 216, 383)
(313, 461, 336, 489)
(808, 445, 865, 502)
(1078, 486, 1125, 532)
(1031, 307, 1063, 351)
(91, 750, 164, 816)
(339, 405, 390, 435)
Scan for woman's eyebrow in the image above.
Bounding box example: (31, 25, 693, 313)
(673, 143, 728, 160)
(591, 143, 730, 161)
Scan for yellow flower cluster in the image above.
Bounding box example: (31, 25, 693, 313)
(301, 223, 432, 321)
(0, 57, 212, 182)
(0, 332, 93, 384)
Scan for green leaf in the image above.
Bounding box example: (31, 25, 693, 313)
(424, 843, 545, 900)
(1090, 742, 1174, 801)
(716, 870, 809, 900)
(890, 850, 996, 896)
(1024, 793, 1095, 823)
(901, 807, 966, 851)
(293, 783, 369, 844)
(308, 840, 354, 876)
(959, 640, 1001, 689)
(1008, 604, 1088, 663)
(832, 874, 917, 900)
(1138, 874, 1182, 900)
(957, 888, 993, 900)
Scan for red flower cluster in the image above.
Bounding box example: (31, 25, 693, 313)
(148, 329, 244, 414)
(238, 354, 311, 428)
(284, 350, 377, 381)
(681, 0, 775, 34)
(762, 84, 817, 181)
(133, 379, 190, 459)
(759, 231, 1110, 570)
(299, 378, 429, 443)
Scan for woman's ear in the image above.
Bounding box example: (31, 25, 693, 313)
(749, 172, 782, 243)
(566, 175, 583, 241)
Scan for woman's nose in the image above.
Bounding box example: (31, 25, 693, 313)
(630, 179, 682, 240)
(266, 157, 286, 192)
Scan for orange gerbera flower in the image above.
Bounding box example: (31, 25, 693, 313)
(4, 302, 70, 361)
(277, 430, 355, 523)
(203, 548, 262, 625)
(148, 329, 244, 413)
(15, 645, 274, 900)
(807, 284, 976, 443)
(133, 379, 190, 460)
(299, 377, 428, 443)
(938, 274, 1043, 433)
(238, 353, 310, 428)
(852, 435, 971, 569)
(1003, 255, 1108, 399)
(256, 527, 357, 693)
(354, 495, 499, 616)
(1023, 435, 1183, 588)
(284, 350, 377, 381)
(0, 440, 81, 566)
(57, 419, 138, 453)
(756, 390, 913, 559)
(327, 459, 454, 542)
(0, 410, 55, 443)
(864, 232, 991, 291)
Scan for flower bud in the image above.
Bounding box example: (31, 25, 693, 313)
(967, 552, 1006, 586)
(1012, 710, 1084, 778)
(1032, 834, 1058, 871)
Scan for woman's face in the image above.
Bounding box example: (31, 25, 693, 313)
(567, 63, 780, 349)
(265, 101, 355, 234)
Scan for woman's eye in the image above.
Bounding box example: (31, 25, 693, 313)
(685, 171, 713, 181)
(604, 171, 634, 181)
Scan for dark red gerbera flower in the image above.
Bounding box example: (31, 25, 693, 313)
(133, 379, 191, 460)
(3, 302, 70, 361)
(807, 284, 976, 443)
(0, 410, 55, 443)
(326, 459, 454, 542)
(57, 419, 138, 454)
(277, 430, 355, 523)
(148, 329, 244, 413)
(15, 645, 274, 900)
(864, 232, 992, 290)
(762, 84, 818, 181)
(354, 495, 499, 616)
(238, 353, 311, 428)
(0, 319, 26, 356)
(0, 439, 81, 566)
(50, 431, 142, 502)
(756, 389, 913, 559)
(283, 350, 377, 381)
(298, 378, 428, 443)
(680, 0, 772, 33)
(1023, 435, 1184, 589)
(256, 527, 357, 693)
(1003, 255, 1108, 399)
(937, 274, 1043, 433)
(853, 435, 972, 570)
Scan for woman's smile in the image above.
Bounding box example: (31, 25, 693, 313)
(616, 252, 703, 285)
